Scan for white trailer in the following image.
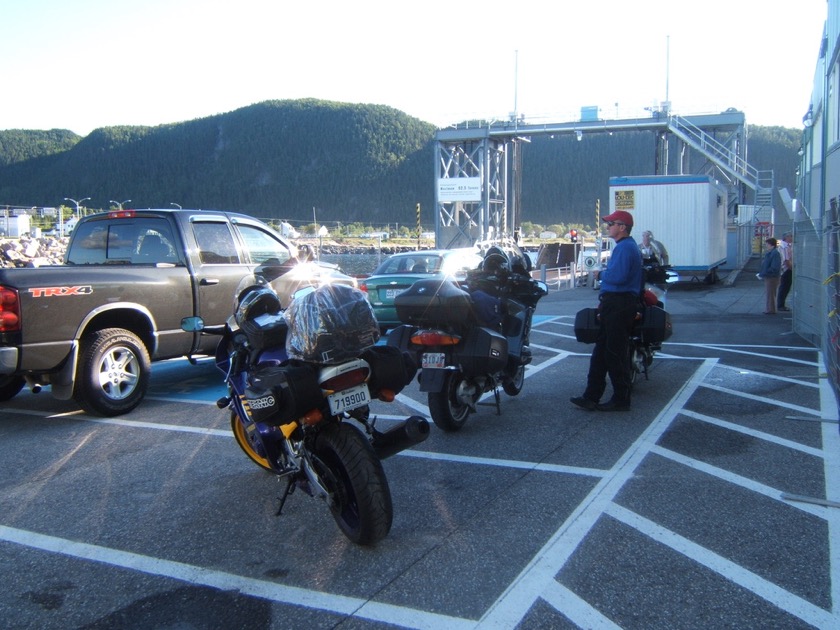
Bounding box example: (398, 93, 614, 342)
(608, 174, 727, 281)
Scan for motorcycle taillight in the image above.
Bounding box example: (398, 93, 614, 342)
(410, 330, 460, 346)
(319, 359, 370, 394)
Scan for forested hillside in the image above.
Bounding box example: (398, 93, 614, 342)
(0, 99, 801, 229)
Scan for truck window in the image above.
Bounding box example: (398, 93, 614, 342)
(135, 229, 178, 264)
(192, 222, 241, 264)
(236, 224, 293, 265)
(66, 218, 180, 265)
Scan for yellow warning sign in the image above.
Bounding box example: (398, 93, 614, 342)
(614, 190, 634, 210)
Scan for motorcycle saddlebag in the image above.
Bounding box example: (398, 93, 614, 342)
(395, 279, 473, 326)
(456, 326, 508, 375)
(574, 307, 601, 344)
(361, 345, 417, 397)
(243, 363, 322, 425)
(637, 305, 672, 343)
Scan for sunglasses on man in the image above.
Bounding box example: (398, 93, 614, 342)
(606, 221, 626, 227)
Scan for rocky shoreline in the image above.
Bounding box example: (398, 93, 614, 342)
(0, 237, 541, 268)
(0, 236, 68, 268)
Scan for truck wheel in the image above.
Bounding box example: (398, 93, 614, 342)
(0, 375, 25, 402)
(74, 328, 150, 417)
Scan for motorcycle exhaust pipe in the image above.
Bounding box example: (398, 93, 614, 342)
(371, 415, 430, 460)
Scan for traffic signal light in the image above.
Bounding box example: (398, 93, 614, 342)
(570, 229, 578, 243)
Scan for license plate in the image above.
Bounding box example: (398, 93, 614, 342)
(385, 288, 405, 299)
(422, 352, 446, 369)
(327, 383, 371, 415)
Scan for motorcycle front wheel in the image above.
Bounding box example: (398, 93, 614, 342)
(428, 372, 473, 432)
(313, 423, 393, 545)
(231, 412, 275, 473)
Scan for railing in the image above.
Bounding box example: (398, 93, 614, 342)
(667, 115, 760, 190)
(532, 263, 582, 291)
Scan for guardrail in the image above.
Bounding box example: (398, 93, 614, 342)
(532, 263, 583, 291)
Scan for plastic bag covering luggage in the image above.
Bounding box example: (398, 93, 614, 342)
(394, 278, 473, 325)
(243, 363, 322, 425)
(574, 307, 601, 344)
(285, 284, 380, 364)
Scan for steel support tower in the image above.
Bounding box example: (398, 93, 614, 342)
(433, 110, 770, 248)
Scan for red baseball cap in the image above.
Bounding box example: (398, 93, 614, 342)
(602, 210, 634, 227)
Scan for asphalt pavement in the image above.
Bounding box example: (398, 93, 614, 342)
(0, 258, 838, 629)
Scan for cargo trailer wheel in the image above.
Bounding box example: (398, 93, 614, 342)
(74, 328, 150, 416)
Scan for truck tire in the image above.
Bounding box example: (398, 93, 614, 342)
(74, 328, 150, 417)
(0, 375, 25, 402)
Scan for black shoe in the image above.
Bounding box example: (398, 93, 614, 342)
(778, 307, 790, 311)
(597, 400, 631, 412)
(570, 396, 597, 411)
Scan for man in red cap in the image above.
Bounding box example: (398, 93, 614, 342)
(571, 210, 642, 412)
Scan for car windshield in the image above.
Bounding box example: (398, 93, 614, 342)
(373, 254, 442, 275)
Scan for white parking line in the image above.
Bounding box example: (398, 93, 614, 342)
(1, 341, 835, 627)
(478, 358, 718, 627)
(0, 525, 475, 630)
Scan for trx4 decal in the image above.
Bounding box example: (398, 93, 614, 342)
(28, 286, 93, 297)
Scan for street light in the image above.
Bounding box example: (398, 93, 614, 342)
(169, 202, 182, 209)
(62, 197, 90, 239)
(109, 199, 131, 211)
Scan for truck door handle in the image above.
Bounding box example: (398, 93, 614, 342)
(200, 278, 220, 286)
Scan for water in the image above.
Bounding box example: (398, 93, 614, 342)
(320, 250, 540, 277)
(319, 253, 383, 276)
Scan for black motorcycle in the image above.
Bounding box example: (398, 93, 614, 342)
(183, 278, 428, 545)
(387, 245, 548, 432)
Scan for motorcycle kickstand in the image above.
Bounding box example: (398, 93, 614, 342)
(493, 386, 501, 415)
(275, 477, 296, 516)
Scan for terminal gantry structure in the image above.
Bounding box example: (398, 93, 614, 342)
(433, 109, 774, 249)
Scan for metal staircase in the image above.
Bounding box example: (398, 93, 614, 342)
(667, 115, 774, 206)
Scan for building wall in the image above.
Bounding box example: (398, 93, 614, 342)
(797, 0, 840, 407)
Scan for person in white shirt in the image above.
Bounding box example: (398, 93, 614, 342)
(639, 230, 669, 266)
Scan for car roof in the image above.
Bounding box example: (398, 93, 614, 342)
(386, 248, 476, 257)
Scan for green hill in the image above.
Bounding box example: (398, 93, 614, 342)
(0, 99, 801, 230)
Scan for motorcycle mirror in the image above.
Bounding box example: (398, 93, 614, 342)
(181, 316, 206, 332)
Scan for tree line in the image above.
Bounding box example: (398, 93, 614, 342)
(0, 99, 802, 231)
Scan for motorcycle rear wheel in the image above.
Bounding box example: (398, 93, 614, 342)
(231, 412, 275, 473)
(428, 372, 473, 432)
(502, 364, 525, 396)
(313, 423, 393, 545)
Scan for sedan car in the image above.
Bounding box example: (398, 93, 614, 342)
(358, 248, 483, 330)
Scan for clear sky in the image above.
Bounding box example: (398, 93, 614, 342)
(1, 0, 828, 136)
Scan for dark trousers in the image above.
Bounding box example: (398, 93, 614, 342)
(584, 292, 638, 404)
(777, 269, 792, 308)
